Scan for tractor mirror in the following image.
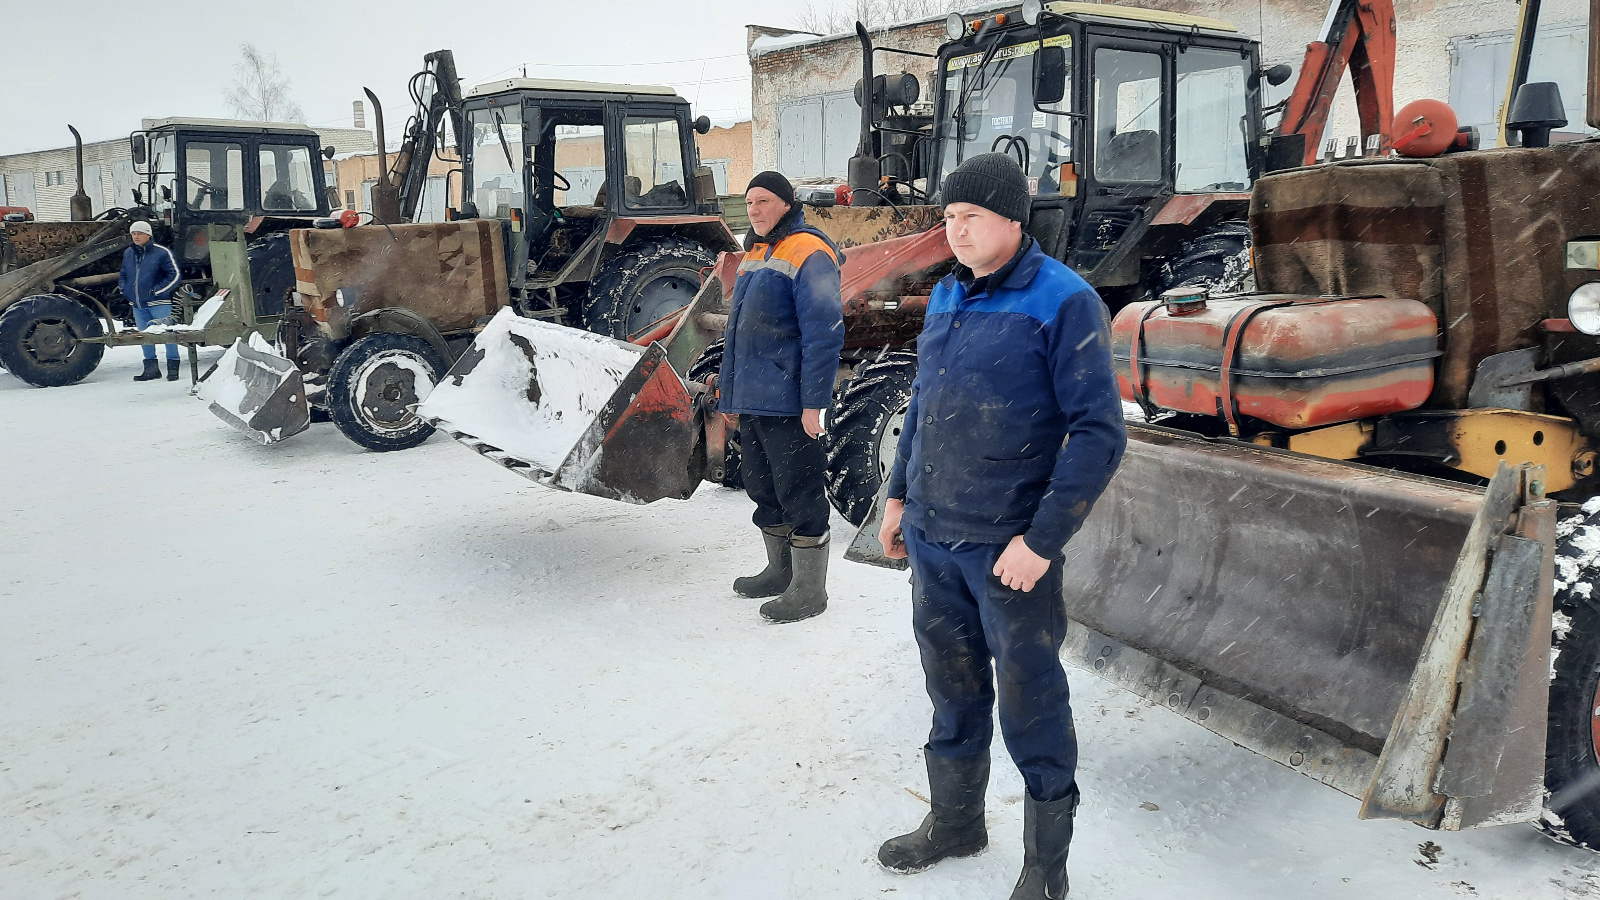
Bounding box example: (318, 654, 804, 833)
(1265, 63, 1293, 87)
(322, 145, 337, 160)
(694, 115, 711, 135)
(130, 134, 146, 166)
(1033, 46, 1068, 106)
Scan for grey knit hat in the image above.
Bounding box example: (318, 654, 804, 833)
(939, 152, 1030, 226)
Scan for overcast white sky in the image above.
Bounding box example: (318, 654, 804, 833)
(0, 0, 827, 156)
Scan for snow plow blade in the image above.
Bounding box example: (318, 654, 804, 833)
(417, 308, 704, 504)
(852, 424, 1555, 830)
(194, 334, 310, 445)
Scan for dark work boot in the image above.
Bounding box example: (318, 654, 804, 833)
(166, 359, 181, 381)
(733, 525, 792, 598)
(133, 359, 161, 381)
(759, 532, 827, 623)
(1009, 786, 1079, 899)
(879, 750, 990, 873)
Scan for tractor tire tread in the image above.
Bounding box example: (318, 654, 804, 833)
(585, 236, 714, 340)
(0, 294, 106, 387)
(326, 331, 448, 452)
(822, 351, 918, 526)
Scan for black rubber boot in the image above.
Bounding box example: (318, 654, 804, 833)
(133, 359, 161, 381)
(879, 750, 990, 873)
(166, 359, 181, 381)
(759, 533, 828, 623)
(733, 526, 792, 598)
(1009, 786, 1079, 899)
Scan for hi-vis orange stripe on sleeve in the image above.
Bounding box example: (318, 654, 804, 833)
(747, 232, 838, 274)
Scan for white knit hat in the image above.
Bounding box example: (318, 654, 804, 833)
(129, 221, 153, 236)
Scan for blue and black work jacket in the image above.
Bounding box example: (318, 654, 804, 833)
(716, 207, 845, 417)
(886, 237, 1128, 556)
(118, 242, 181, 309)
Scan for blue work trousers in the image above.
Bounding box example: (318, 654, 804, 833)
(131, 303, 179, 361)
(904, 523, 1078, 802)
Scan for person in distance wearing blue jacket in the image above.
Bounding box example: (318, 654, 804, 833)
(118, 221, 182, 381)
(716, 172, 845, 624)
(876, 153, 1127, 898)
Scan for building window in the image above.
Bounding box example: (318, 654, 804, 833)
(44, 170, 70, 187)
(344, 189, 356, 208)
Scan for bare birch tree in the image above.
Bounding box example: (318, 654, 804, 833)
(225, 43, 306, 123)
(794, 0, 969, 33)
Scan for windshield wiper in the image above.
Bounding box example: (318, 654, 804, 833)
(492, 109, 516, 170)
(952, 35, 1007, 140)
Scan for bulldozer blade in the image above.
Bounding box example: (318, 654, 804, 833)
(194, 334, 311, 444)
(849, 422, 1555, 828)
(418, 308, 704, 504)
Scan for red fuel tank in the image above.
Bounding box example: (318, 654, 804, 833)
(1111, 293, 1439, 430)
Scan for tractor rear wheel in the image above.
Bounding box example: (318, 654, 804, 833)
(585, 236, 714, 341)
(1160, 220, 1253, 295)
(326, 332, 449, 452)
(687, 338, 742, 489)
(0, 294, 106, 387)
(822, 351, 918, 526)
(247, 232, 294, 318)
(1544, 503, 1600, 848)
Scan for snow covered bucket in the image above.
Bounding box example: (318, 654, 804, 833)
(194, 333, 311, 445)
(418, 308, 706, 504)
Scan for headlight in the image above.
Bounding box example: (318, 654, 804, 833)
(945, 12, 966, 40)
(1568, 282, 1600, 334)
(1022, 0, 1044, 25)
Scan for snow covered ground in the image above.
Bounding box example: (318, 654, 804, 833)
(5, 345, 1600, 899)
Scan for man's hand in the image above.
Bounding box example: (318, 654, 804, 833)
(802, 408, 825, 439)
(878, 498, 907, 559)
(993, 534, 1050, 592)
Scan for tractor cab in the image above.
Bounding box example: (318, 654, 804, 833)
(459, 79, 735, 337)
(924, 3, 1271, 297)
(130, 118, 333, 276)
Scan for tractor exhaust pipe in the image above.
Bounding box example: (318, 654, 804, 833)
(363, 88, 402, 224)
(67, 125, 93, 221)
(848, 21, 882, 207)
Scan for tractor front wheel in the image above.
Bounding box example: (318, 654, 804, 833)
(822, 351, 918, 526)
(326, 332, 449, 452)
(0, 294, 106, 387)
(1159, 220, 1253, 295)
(687, 338, 743, 489)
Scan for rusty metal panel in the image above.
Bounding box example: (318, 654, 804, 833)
(289, 220, 509, 335)
(1, 221, 113, 269)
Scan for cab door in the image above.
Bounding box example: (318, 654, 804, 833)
(174, 133, 252, 270)
(606, 103, 696, 216)
(1067, 33, 1174, 284)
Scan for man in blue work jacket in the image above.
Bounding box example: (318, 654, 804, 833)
(118, 220, 182, 381)
(875, 153, 1127, 898)
(717, 172, 845, 624)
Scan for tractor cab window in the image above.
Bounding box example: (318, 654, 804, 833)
(554, 124, 607, 206)
(148, 133, 178, 218)
(939, 35, 1075, 190)
(259, 144, 318, 211)
(1092, 48, 1164, 182)
(467, 105, 525, 218)
(621, 115, 689, 209)
(1176, 48, 1251, 192)
(182, 141, 245, 210)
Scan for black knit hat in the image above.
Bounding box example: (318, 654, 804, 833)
(746, 171, 795, 207)
(940, 152, 1030, 226)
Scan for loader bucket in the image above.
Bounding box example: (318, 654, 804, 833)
(417, 308, 704, 504)
(194, 333, 310, 444)
(850, 423, 1556, 831)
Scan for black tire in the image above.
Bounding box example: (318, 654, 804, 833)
(1544, 504, 1600, 848)
(584, 236, 714, 340)
(247, 232, 294, 318)
(1159, 220, 1253, 295)
(0, 294, 106, 387)
(822, 351, 917, 526)
(687, 338, 743, 489)
(326, 332, 449, 452)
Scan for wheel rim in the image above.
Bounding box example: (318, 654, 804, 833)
(24, 318, 76, 365)
(876, 403, 910, 482)
(351, 351, 435, 434)
(624, 270, 701, 338)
